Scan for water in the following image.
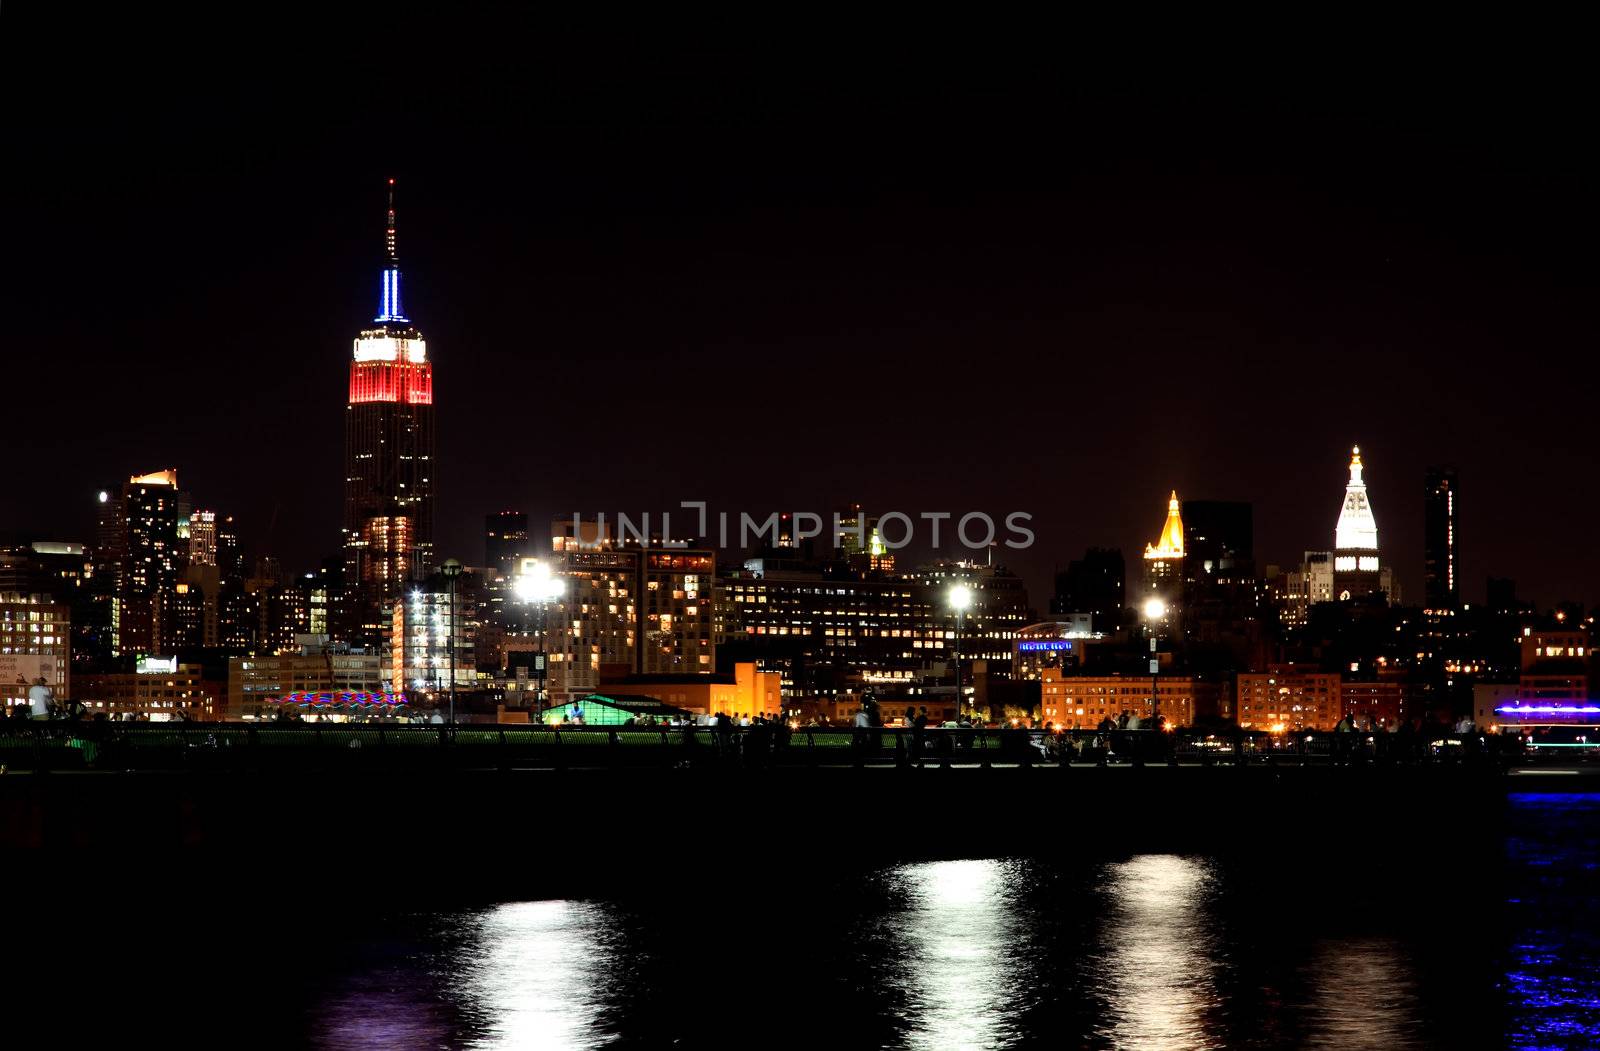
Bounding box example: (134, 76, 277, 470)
(18, 793, 1600, 1048)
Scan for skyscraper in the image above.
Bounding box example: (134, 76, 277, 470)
(485, 511, 530, 580)
(1142, 490, 1185, 598)
(1050, 547, 1125, 633)
(484, 510, 530, 627)
(342, 180, 435, 646)
(116, 468, 189, 656)
(1332, 446, 1383, 601)
(1181, 501, 1253, 575)
(1424, 466, 1460, 610)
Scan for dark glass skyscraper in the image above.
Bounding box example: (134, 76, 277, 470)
(1181, 500, 1254, 575)
(1424, 466, 1459, 609)
(1050, 547, 1125, 632)
(342, 180, 435, 645)
(485, 511, 530, 579)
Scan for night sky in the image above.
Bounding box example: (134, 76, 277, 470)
(3, 19, 1594, 607)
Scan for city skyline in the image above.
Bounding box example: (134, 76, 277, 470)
(4, 28, 1596, 609)
(8, 23, 1600, 1050)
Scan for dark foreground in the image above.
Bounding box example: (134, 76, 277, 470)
(4, 769, 1597, 1049)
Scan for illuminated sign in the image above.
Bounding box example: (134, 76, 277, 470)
(136, 656, 178, 674)
(1018, 641, 1074, 652)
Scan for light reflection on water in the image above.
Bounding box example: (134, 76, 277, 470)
(291, 795, 1600, 1049)
(312, 900, 623, 1051)
(880, 859, 1022, 1050)
(1093, 855, 1221, 1050)
(1301, 938, 1422, 1050)
(456, 901, 621, 1050)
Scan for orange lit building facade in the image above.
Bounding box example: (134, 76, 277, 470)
(1235, 668, 1341, 731)
(592, 661, 782, 720)
(1038, 668, 1217, 728)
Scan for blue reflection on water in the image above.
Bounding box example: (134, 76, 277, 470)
(1505, 793, 1600, 1050)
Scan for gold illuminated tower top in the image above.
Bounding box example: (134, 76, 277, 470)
(1144, 490, 1185, 561)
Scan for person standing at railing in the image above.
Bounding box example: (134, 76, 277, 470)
(1333, 714, 1355, 765)
(27, 677, 54, 721)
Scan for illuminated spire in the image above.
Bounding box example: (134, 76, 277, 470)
(1335, 445, 1378, 552)
(385, 178, 398, 266)
(375, 177, 409, 324)
(1144, 490, 1185, 561)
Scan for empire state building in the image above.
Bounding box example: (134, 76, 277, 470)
(342, 179, 435, 645)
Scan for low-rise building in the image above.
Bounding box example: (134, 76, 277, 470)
(1235, 667, 1341, 731)
(229, 644, 386, 719)
(1472, 683, 1521, 729)
(75, 658, 216, 720)
(1340, 678, 1410, 729)
(587, 661, 782, 721)
(1038, 668, 1219, 728)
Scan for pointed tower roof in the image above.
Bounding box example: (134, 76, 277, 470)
(1335, 445, 1379, 552)
(1144, 490, 1185, 560)
(374, 177, 410, 324)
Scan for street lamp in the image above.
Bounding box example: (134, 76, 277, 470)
(441, 559, 462, 727)
(515, 559, 565, 723)
(949, 583, 974, 721)
(1141, 595, 1167, 725)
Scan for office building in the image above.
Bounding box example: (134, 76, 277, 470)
(0, 595, 71, 709)
(484, 510, 530, 626)
(1332, 446, 1395, 602)
(1142, 490, 1185, 600)
(1424, 466, 1460, 610)
(342, 180, 436, 647)
(112, 468, 190, 656)
(392, 570, 481, 698)
(1234, 667, 1342, 731)
(1037, 667, 1219, 728)
(1050, 547, 1125, 633)
(75, 658, 217, 720)
(228, 643, 386, 720)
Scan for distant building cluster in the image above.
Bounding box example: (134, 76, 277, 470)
(4, 183, 1592, 739)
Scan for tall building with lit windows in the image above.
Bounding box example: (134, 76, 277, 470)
(342, 180, 435, 646)
(1424, 466, 1460, 610)
(112, 468, 190, 657)
(538, 520, 717, 703)
(1332, 446, 1385, 601)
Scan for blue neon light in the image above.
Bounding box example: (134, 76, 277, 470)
(1019, 641, 1074, 652)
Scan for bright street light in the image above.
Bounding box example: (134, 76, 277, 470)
(949, 583, 974, 722)
(515, 559, 563, 604)
(516, 560, 565, 724)
(1142, 596, 1168, 621)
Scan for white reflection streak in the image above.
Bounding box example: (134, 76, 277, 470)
(1100, 855, 1219, 1051)
(464, 901, 615, 1050)
(890, 859, 1013, 1051)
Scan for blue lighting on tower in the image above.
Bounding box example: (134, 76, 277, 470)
(373, 178, 410, 323)
(376, 267, 408, 323)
